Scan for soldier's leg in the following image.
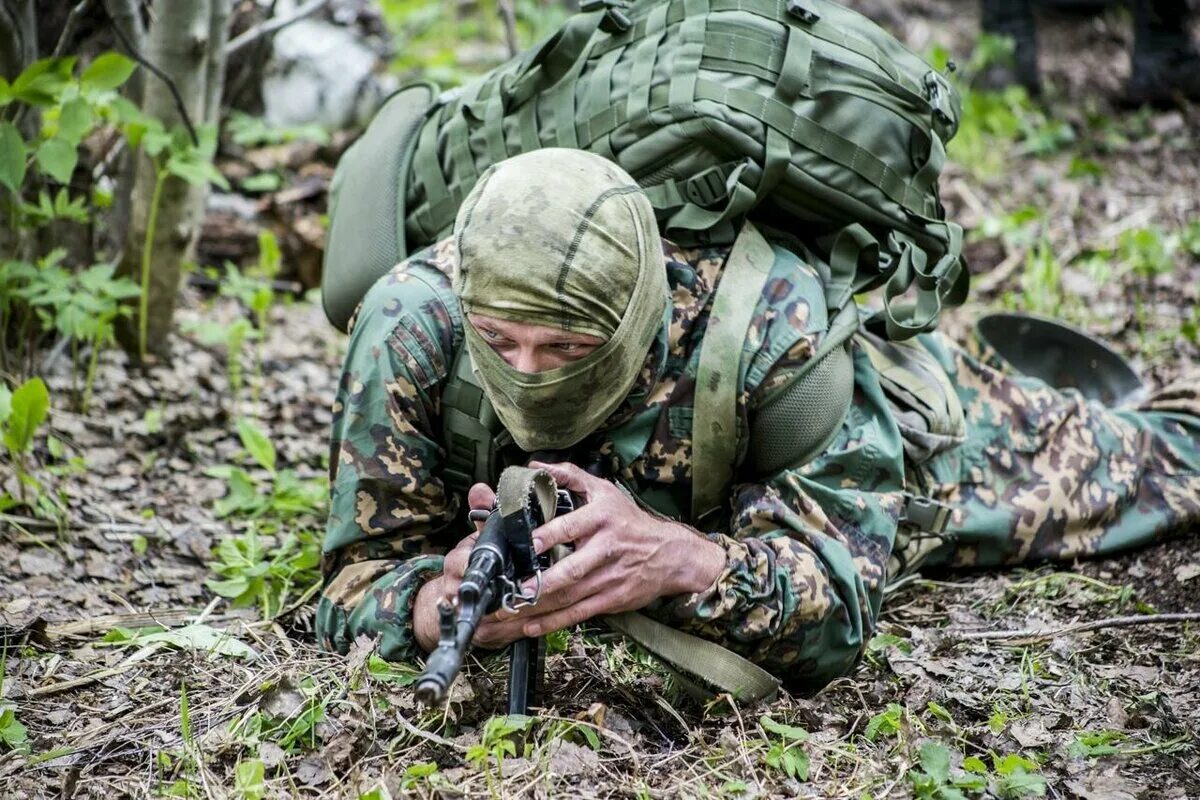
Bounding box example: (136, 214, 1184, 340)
(978, 0, 1042, 94)
(909, 335, 1200, 570)
(1128, 0, 1200, 105)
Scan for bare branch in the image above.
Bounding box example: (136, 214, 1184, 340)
(50, 0, 96, 59)
(952, 612, 1200, 644)
(498, 0, 520, 58)
(105, 8, 199, 146)
(226, 0, 329, 57)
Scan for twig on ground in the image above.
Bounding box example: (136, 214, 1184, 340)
(226, 0, 329, 56)
(393, 710, 467, 752)
(952, 612, 1200, 643)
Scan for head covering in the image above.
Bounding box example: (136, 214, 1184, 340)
(452, 148, 668, 451)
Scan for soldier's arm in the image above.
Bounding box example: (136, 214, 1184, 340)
(655, 337, 906, 693)
(316, 246, 463, 662)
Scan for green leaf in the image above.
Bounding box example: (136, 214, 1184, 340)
(237, 417, 276, 474)
(57, 98, 94, 144)
(760, 715, 809, 742)
(241, 172, 281, 193)
(403, 762, 439, 779)
(864, 703, 904, 741)
(136, 623, 258, 660)
(3, 377, 50, 455)
(367, 654, 420, 686)
(783, 747, 810, 780)
(81, 52, 137, 91)
(0, 707, 30, 753)
(11, 57, 74, 106)
(35, 137, 77, 183)
(0, 122, 26, 192)
(919, 742, 951, 783)
(234, 758, 266, 800)
(998, 767, 1047, 799)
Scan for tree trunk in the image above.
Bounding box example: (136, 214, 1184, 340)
(117, 0, 231, 362)
(100, 0, 147, 262)
(0, 0, 36, 83)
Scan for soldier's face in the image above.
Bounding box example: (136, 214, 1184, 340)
(467, 313, 605, 374)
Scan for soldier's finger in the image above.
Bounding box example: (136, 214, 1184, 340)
(530, 504, 602, 553)
(528, 547, 605, 600)
(521, 592, 611, 639)
(468, 482, 496, 512)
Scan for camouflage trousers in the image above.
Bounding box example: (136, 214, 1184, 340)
(892, 337, 1200, 575)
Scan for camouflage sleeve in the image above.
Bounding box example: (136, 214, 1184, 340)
(658, 343, 908, 693)
(316, 242, 464, 662)
(654, 242, 909, 692)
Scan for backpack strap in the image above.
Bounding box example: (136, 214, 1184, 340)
(440, 347, 515, 496)
(691, 221, 777, 522)
(693, 222, 864, 521)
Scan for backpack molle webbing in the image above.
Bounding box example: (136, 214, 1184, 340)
(324, 0, 967, 338)
(367, 0, 968, 340)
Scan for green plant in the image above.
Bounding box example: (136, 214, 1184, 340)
(225, 111, 330, 147)
(466, 714, 534, 789)
(204, 417, 327, 524)
(400, 762, 440, 791)
(230, 684, 328, 753)
(0, 376, 64, 522)
(1019, 237, 1061, 316)
(206, 525, 320, 619)
(864, 703, 906, 742)
(184, 316, 258, 401)
(124, 119, 229, 361)
(906, 742, 987, 799)
(233, 758, 266, 800)
(759, 715, 810, 780)
(0, 54, 143, 379)
(992, 753, 1047, 798)
(0, 651, 30, 755)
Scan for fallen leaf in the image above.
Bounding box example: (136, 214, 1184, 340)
(1173, 563, 1200, 583)
(136, 623, 257, 659)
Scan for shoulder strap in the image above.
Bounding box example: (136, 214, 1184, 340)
(440, 347, 513, 496)
(691, 221, 777, 522)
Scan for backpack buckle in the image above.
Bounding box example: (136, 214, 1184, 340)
(900, 493, 952, 534)
(785, 1, 821, 24)
(684, 165, 731, 207)
(580, 0, 632, 33)
(923, 71, 957, 137)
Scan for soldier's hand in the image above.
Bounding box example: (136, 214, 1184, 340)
(414, 483, 498, 652)
(494, 461, 726, 639)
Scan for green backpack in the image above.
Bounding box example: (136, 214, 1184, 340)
(322, 0, 967, 340)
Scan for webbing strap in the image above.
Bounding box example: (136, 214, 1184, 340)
(495, 466, 780, 704)
(625, 3, 668, 131)
(604, 611, 780, 702)
(692, 79, 924, 216)
(691, 221, 776, 521)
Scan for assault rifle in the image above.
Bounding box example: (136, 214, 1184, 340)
(414, 467, 572, 714)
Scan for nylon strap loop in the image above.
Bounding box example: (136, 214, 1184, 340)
(691, 221, 776, 521)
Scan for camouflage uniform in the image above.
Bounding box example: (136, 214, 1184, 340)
(317, 237, 1200, 693)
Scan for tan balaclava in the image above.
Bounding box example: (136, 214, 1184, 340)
(452, 148, 667, 451)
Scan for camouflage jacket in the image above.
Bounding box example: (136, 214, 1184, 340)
(317, 236, 908, 692)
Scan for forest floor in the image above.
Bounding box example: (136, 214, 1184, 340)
(1, 1, 1199, 798)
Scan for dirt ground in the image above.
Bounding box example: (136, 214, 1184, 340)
(1, 1, 1198, 798)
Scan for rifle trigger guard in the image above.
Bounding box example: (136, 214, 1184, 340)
(500, 567, 543, 612)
